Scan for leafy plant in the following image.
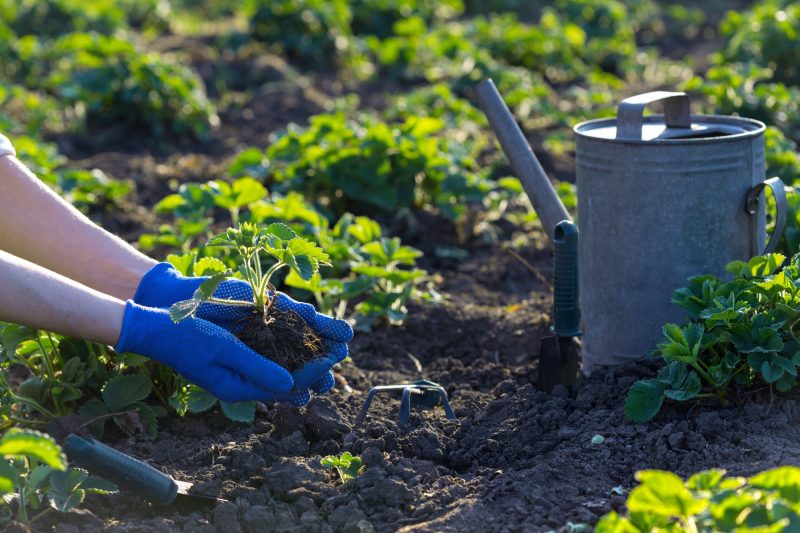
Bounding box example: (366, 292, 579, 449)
(597, 466, 800, 531)
(0, 429, 117, 523)
(168, 222, 331, 322)
(78, 374, 165, 440)
(321, 452, 363, 485)
(23, 32, 218, 142)
(625, 253, 800, 423)
(264, 111, 490, 219)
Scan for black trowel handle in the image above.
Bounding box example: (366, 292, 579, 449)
(64, 434, 178, 506)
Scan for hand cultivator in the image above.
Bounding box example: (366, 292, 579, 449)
(355, 379, 456, 427)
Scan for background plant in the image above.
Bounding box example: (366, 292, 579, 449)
(625, 253, 800, 423)
(597, 466, 800, 531)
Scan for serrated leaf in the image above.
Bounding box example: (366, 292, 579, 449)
(287, 238, 331, 264)
(220, 401, 256, 423)
(265, 222, 297, 241)
(628, 470, 706, 516)
(187, 386, 218, 413)
(294, 255, 317, 281)
(624, 380, 667, 423)
(29, 465, 53, 491)
(194, 257, 227, 276)
(0, 429, 66, 470)
(194, 272, 231, 301)
(102, 374, 153, 412)
(166, 253, 196, 276)
(81, 475, 118, 495)
(48, 468, 88, 512)
(169, 299, 202, 322)
(750, 466, 800, 501)
(78, 398, 109, 438)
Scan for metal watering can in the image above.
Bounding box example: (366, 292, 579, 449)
(476, 80, 787, 376)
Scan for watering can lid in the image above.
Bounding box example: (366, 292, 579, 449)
(574, 91, 765, 143)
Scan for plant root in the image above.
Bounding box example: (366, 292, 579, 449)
(235, 307, 323, 372)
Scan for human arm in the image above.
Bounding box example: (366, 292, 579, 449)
(0, 250, 295, 402)
(0, 143, 157, 300)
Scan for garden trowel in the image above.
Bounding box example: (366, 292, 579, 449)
(63, 434, 226, 506)
(536, 221, 581, 391)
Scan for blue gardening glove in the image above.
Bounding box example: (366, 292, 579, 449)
(133, 263, 354, 405)
(115, 301, 296, 403)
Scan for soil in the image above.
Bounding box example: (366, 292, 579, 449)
(19, 11, 797, 532)
(235, 307, 323, 373)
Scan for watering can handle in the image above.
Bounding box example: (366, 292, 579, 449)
(616, 91, 691, 140)
(746, 177, 787, 255)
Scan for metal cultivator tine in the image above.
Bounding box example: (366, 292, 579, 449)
(355, 380, 457, 428)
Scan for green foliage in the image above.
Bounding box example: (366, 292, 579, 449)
(169, 222, 331, 321)
(625, 253, 800, 422)
(719, 0, 800, 86)
(0, 0, 170, 38)
(30, 32, 218, 141)
(247, 0, 355, 67)
(596, 466, 800, 531)
(321, 452, 363, 485)
(77, 374, 163, 440)
(0, 429, 117, 523)
(265, 112, 490, 219)
(350, 0, 463, 38)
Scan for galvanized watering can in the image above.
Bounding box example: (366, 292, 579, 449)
(478, 82, 787, 375)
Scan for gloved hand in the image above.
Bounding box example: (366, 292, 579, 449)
(133, 262, 353, 405)
(116, 301, 299, 403)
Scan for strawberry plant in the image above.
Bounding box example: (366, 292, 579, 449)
(21, 32, 218, 142)
(597, 466, 800, 531)
(169, 222, 332, 372)
(321, 452, 363, 485)
(0, 429, 117, 524)
(625, 253, 800, 423)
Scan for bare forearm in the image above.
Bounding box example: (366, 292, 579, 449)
(0, 249, 125, 345)
(0, 155, 156, 299)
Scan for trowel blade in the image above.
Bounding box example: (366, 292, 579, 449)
(536, 335, 579, 391)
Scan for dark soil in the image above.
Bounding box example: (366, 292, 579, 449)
(236, 307, 323, 373)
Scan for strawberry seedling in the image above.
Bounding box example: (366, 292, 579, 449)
(169, 222, 332, 372)
(320, 452, 363, 485)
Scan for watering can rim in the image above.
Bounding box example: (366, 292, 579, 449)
(574, 113, 766, 145)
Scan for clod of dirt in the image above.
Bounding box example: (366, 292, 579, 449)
(235, 306, 323, 371)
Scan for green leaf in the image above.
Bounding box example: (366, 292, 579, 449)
(658, 362, 702, 401)
(749, 466, 800, 501)
(169, 299, 202, 322)
(78, 398, 110, 438)
(166, 253, 197, 276)
(0, 324, 36, 360)
(29, 465, 53, 491)
(658, 323, 704, 364)
(628, 470, 706, 517)
(193, 272, 231, 301)
(220, 401, 255, 423)
(0, 460, 18, 494)
(186, 386, 217, 413)
(294, 255, 316, 281)
(686, 469, 728, 491)
(265, 222, 297, 241)
(594, 511, 640, 533)
(0, 429, 66, 470)
(624, 380, 667, 423)
(194, 257, 228, 276)
(81, 475, 118, 495)
(102, 374, 153, 412)
(48, 468, 88, 512)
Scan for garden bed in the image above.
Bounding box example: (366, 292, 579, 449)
(27, 226, 800, 532)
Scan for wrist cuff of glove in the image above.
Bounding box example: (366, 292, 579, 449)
(133, 262, 199, 308)
(115, 300, 156, 355)
(0, 134, 15, 158)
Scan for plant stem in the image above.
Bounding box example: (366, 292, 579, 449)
(204, 297, 255, 307)
(259, 262, 287, 311)
(12, 393, 57, 420)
